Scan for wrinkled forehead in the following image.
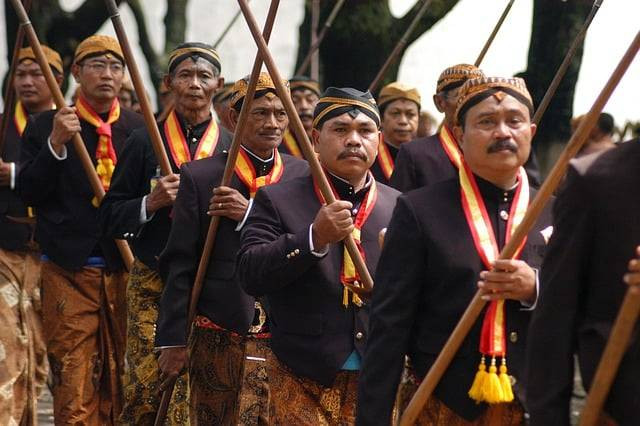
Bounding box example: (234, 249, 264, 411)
(171, 55, 217, 73)
(16, 59, 42, 72)
(322, 110, 378, 128)
(467, 92, 531, 117)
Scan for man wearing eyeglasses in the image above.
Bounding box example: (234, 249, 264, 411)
(18, 34, 144, 425)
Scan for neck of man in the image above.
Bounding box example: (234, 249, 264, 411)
(82, 94, 114, 114)
(473, 168, 519, 190)
(22, 98, 54, 114)
(382, 130, 400, 148)
(175, 103, 211, 127)
(329, 170, 368, 192)
(242, 143, 274, 161)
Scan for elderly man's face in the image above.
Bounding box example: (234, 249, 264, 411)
(455, 94, 536, 178)
(166, 57, 221, 113)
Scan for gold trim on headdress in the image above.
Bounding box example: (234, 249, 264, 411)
(454, 76, 533, 124)
(74, 35, 123, 64)
(436, 64, 485, 94)
(378, 82, 421, 110)
(18, 46, 63, 74)
(230, 72, 288, 107)
(168, 46, 221, 71)
(312, 96, 380, 129)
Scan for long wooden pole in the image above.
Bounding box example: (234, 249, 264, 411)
(474, 0, 515, 67)
(368, 0, 433, 93)
(400, 29, 640, 426)
(0, 0, 32, 155)
(104, 0, 172, 176)
(10, 0, 135, 271)
(153, 2, 281, 424)
(532, 0, 603, 126)
(295, 0, 346, 76)
(238, 0, 374, 294)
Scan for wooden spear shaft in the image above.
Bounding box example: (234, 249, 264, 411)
(532, 0, 603, 126)
(104, 0, 172, 176)
(0, 0, 32, 155)
(295, 0, 346, 76)
(153, 2, 281, 424)
(368, 0, 433, 93)
(238, 0, 374, 293)
(474, 0, 515, 67)
(9, 0, 135, 271)
(400, 29, 640, 426)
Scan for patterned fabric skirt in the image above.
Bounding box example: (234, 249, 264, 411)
(119, 259, 189, 425)
(396, 369, 524, 425)
(41, 260, 127, 425)
(267, 353, 358, 425)
(0, 247, 46, 425)
(189, 319, 271, 425)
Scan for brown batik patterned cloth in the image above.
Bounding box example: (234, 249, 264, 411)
(188, 316, 271, 425)
(396, 370, 525, 425)
(119, 260, 189, 425)
(42, 260, 127, 425)
(267, 353, 358, 425)
(0, 247, 47, 425)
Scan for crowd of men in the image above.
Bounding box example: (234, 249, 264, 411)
(0, 32, 638, 426)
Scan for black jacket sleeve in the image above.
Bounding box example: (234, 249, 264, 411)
(237, 186, 322, 296)
(356, 195, 428, 425)
(155, 163, 201, 346)
(99, 131, 156, 240)
(18, 114, 63, 206)
(526, 167, 590, 426)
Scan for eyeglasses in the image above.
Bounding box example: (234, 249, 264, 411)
(81, 61, 124, 75)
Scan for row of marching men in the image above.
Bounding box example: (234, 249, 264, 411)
(0, 34, 638, 425)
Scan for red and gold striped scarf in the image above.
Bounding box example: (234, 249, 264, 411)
(234, 148, 284, 198)
(164, 109, 221, 168)
(459, 160, 529, 404)
(376, 135, 395, 180)
(282, 129, 303, 158)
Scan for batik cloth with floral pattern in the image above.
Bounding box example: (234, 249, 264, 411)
(395, 367, 524, 426)
(42, 261, 127, 425)
(267, 354, 358, 425)
(0, 248, 47, 425)
(188, 317, 271, 426)
(119, 260, 189, 425)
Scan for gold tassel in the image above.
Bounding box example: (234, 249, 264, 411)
(343, 286, 349, 308)
(482, 356, 504, 403)
(499, 357, 514, 402)
(468, 356, 487, 402)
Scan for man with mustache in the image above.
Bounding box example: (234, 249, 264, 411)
(155, 72, 309, 424)
(371, 82, 421, 184)
(99, 42, 230, 425)
(237, 87, 399, 424)
(18, 35, 144, 424)
(278, 75, 321, 158)
(0, 45, 61, 426)
(357, 77, 553, 425)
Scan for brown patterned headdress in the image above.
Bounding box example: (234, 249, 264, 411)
(454, 76, 534, 125)
(378, 82, 421, 110)
(18, 45, 63, 74)
(230, 72, 289, 109)
(74, 35, 123, 64)
(436, 64, 485, 94)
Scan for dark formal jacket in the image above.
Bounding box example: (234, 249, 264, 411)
(357, 175, 553, 424)
(18, 108, 144, 270)
(0, 111, 32, 250)
(526, 141, 639, 426)
(370, 140, 399, 185)
(237, 174, 400, 387)
(390, 132, 542, 192)
(155, 151, 309, 347)
(99, 115, 231, 270)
